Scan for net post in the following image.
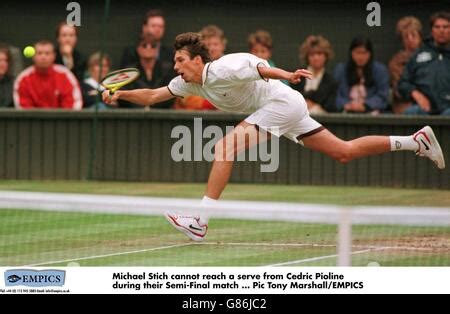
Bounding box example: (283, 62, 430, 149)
(338, 208, 352, 266)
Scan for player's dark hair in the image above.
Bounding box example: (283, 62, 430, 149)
(430, 11, 450, 27)
(174, 32, 211, 63)
(346, 35, 374, 87)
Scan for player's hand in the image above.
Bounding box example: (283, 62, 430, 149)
(102, 90, 119, 106)
(289, 69, 313, 84)
(411, 90, 431, 112)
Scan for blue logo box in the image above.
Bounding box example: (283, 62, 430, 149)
(4, 269, 65, 287)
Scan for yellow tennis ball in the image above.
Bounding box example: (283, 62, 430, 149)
(23, 46, 36, 58)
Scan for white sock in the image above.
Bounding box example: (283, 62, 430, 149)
(389, 136, 419, 152)
(198, 196, 217, 225)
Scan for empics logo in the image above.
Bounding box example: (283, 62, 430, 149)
(4, 269, 65, 287)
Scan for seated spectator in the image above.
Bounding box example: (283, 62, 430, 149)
(119, 34, 173, 109)
(81, 52, 111, 110)
(0, 45, 14, 107)
(334, 35, 389, 113)
(248, 30, 288, 85)
(0, 42, 24, 78)
(200, 25, 226, 61)
(14, 40, 82, 110)
(248, 30, 275, 67)
(120, 8, 174, 81)
(398, 11, 450, 115)
(290, 35, 337, 114)
(174, 25, 227, 111)
(55, 22, 86, 82)
(388, 16, 423, 113)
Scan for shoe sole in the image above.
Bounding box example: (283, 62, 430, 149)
(164, 213, 206, 242)
(424, 126, 445, 169)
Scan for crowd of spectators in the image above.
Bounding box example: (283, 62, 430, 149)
(0, 9, 449, 115)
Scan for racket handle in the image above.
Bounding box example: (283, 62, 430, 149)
(109, 87, 119, 95)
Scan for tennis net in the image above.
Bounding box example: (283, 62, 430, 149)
(0, 191, 449, 266)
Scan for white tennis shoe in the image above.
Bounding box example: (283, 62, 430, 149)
(165, 212, 208, 242)
(413, 126, 445, 169)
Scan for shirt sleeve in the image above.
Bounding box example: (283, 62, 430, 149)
(223, 54, 270, 83)
(14, 75, 34, 109)
(167, 76, 192, 98)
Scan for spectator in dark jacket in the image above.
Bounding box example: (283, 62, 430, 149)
(55, 22, 87, 82)
(120, 9, 174, 82)
(398, 11, 450, 115)
(334, 36, 389, 114)
(0, 45, 14, 107)
(291, 35, 337, 114)
(119, 34, 173, 109)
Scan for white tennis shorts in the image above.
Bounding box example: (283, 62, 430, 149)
(245, 95, 324, 144)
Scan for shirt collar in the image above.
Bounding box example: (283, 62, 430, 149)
(202, 62, 212, 86)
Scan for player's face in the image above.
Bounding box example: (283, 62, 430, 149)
(143, 16, 165, 42)
(34, 44, 56, 70)
(307, 52, 326, 70)
(351, 46, 371, 67)
(0, 52, 8, 77)
(205, 36, 225, 61)
(432, 18, 450, 46)
(174, 50, 202, 83)
(402, 30, 421, 51)
(58, 25, 77, 48)
(250, 43, 272, 61)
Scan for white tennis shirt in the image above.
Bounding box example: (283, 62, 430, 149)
(167, 53, 302, 113)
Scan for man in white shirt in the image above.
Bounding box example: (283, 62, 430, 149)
(103, 32, 445, 242)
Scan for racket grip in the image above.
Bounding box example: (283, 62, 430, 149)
(109, 87, 119, 95)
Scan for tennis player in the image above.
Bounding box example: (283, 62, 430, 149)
(103, 32, 445, 241)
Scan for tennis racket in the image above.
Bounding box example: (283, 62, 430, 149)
(100, 68, 140, 95)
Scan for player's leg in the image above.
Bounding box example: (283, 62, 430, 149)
(301, 125, 445, 168)
(301, 129, 390, 163)
(165, 120, 269, 241)
(205, 121, 268, 199)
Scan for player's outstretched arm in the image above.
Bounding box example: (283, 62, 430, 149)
(102, 87, 174, 107)
(258, 66, 313, 84)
